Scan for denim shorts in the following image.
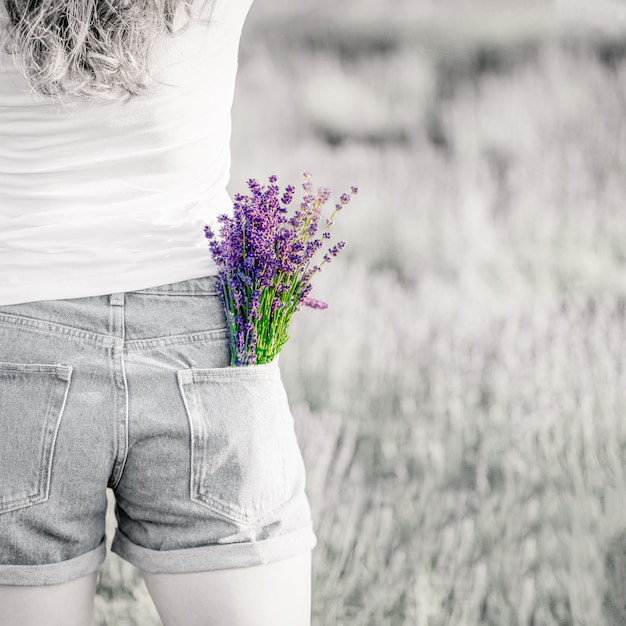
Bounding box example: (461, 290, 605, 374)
(0, 275, 317, 586)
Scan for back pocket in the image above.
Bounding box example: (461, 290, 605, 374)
(177, 362, 304, 526)
(0, 362, 73, 514)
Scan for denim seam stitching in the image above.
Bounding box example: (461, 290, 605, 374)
(41, 365, 73, 504)
(176, 370, 198, 510)
(190, 490, 294, 527)
(123, 328, 229, 353)
(110, 307, 130, 490)
(132, 290, 218, 296)
(0, 313, 117, 347)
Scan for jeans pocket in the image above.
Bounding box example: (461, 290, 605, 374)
(177, 361, 304, 525)
(0, 362, 73, 514)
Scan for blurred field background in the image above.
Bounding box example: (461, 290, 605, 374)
(95, 0, 626, 624)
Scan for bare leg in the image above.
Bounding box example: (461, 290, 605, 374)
(0, 570, 97, 626)
(142, 550, 312, 626)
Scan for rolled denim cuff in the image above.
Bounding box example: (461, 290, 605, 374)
(111, 523, 317, 574)
(0, 541, 106, 586)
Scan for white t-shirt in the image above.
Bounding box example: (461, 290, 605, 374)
(0, 0, 254, 306)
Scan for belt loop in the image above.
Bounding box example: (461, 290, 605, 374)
(109, 292, 125, 306)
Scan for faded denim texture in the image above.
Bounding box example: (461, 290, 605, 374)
(0, 275, 316, 586)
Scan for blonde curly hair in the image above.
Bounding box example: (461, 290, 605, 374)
(2, 0, 214, 103)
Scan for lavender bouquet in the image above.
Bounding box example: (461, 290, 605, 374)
(204, 171, 358, 366)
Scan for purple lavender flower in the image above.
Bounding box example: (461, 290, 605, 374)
(303, 296, 328, 310)
(205, 172, 358, 365)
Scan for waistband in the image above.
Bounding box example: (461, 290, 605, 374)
(108, 274, 218, 307)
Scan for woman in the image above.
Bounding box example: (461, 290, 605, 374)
(0, 1, 316, 625)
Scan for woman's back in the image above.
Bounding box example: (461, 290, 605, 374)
(0, 0, 253, 306)
(0, 4, 316, 626)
